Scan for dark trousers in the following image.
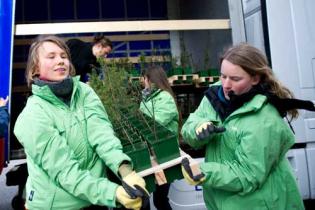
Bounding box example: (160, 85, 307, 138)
(153, 183, 172, 210)
(140, 183, 172, 210)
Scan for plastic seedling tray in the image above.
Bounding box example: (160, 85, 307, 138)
(124, 141, 151, 172)
(164, 164, 183, 183)
(123, 141, 156, 193)
(146, 135, 180, 164)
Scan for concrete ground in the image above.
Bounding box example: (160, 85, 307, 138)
(0, 159, 26, 210)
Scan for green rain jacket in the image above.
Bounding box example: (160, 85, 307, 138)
(14, 77, 131, 210)
(140, 89, 178, 135)
(181, 85, 304, 210)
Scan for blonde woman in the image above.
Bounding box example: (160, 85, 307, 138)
(14, 35, 148, 210)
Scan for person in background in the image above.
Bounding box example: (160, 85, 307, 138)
(14, 35, 148, 210)
(140, 65, 180, 210)
(0, 96, 9, 175)
(181, 43, 306, 210)
(66, 35, 112, 82)
(0, 96, 9, 137)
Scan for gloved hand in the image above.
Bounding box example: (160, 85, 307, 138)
(116, 185, 142, 210)
(118, 171, 150, 209)
(195, 122, 225, 140)
(118, 163, 133, 178)
(122, 171, 146, 190)
(181, 157, 205, 186)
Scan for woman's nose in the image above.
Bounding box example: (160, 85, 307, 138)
(57, 56, 65, 64)
(223, 78, 232, 88)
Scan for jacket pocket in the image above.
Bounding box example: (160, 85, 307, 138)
(222, 193, 269, 210)
(26, 180, 55, 209)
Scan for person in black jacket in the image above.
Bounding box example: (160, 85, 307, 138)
(66, 35, 112, 82)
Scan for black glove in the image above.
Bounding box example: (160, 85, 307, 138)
(196, 122, 225, 140)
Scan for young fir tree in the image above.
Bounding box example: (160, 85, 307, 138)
(89, 58, 141, 125)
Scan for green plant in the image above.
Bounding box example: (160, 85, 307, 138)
(89, 60, 138, 123)
(179, 35, 193, 70)
(89, 56, 182, 188)
(203, 48, 211, 71)
(138, 52, 147, 75)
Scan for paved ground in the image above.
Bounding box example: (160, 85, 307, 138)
(0, 159, 26, 210)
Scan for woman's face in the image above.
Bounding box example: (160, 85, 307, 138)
(220, 59, 259, 99)
(93, 43, 112, 58)
(143, 76, 151, 89)
(36, 41, 70, 81)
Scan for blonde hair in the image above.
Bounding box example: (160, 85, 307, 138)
(25, 35, 76, 87)
(220, 43, 298, 119)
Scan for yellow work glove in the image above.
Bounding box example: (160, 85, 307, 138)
(118, 163, 133, 178)
(181, 157, 206, 186)
(122, 171, 146, 190)
(116, 185, 142, 210)
(116, 171, 150, 209)
(195, 122, 225, 141)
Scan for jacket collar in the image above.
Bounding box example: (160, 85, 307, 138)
(205, 85, 267, 122)
(227, 94, 267, 119)
(31, 76, 80, 107)
(143, 88, 162, 102)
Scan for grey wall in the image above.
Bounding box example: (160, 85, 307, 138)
(242, 0, 265, 52)
(177, 0, 232, 71)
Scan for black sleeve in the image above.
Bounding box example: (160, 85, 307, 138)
(0, 107, 9, 137)
(66, 39, 95, 80)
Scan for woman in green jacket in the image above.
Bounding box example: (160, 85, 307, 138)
(14, 35, 148, 210)
(139, 66, 179, 210)
(181, 43, 305, 210)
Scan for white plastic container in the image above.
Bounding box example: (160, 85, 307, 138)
(168, 179, 206, 210)
(167, 158, 206, 210)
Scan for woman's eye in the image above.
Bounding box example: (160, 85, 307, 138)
(231, 77, 241, 81)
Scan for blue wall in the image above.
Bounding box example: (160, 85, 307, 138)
(0, 0, 14, 162)
(0, 0, 14, 98)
